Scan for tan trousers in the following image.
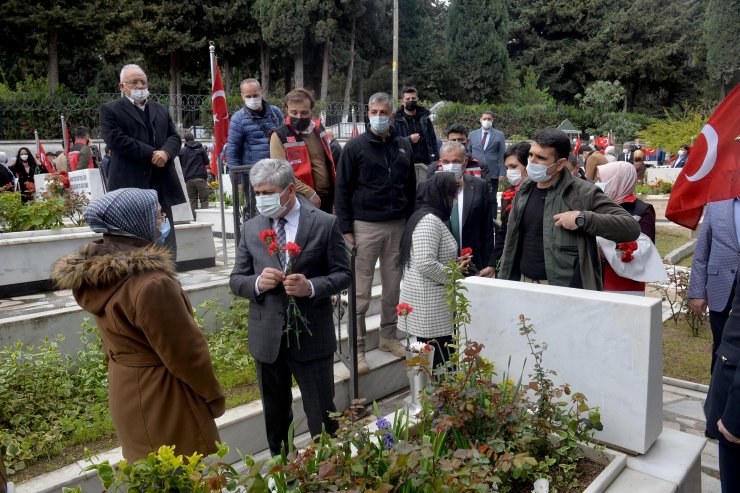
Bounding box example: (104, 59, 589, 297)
(353, 219, 406, 350)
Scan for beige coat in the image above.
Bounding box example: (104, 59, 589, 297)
(52, 237, 225, 461)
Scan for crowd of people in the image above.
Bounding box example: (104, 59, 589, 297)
(2, 62, 731, 492)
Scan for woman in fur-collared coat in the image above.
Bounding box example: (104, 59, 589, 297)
(52, 188, 225, 461)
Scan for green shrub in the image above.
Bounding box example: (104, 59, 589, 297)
(0, 192, 67, 233)
(0, 328, 109, 475)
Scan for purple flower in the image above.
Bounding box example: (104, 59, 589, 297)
(376, 417, 391, 430)
(382, 432, 396, 450)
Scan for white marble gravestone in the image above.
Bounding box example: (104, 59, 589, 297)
(34, 168, 106, 200)
(171, 157, 194, 223)
(461, 277, 663, 454)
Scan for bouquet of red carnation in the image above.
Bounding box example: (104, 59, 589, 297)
(24, 181, 35, 193)
(501, 186, 519, 213)
(259, 229, 311, 347)
(616, 241, 638, 263)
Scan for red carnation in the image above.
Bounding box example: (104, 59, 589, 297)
(25, 182, 35, 193)
(60, 177, 70, 189)
(461, 247, 473, 257)
(58, 170, 68, 177)
(501, 189, 516, 201)
(396, 303, 413, 316)
(259, 229, 277, 245)
(268, 242, 279, 256)
(617, 241, 638, 263)
(282, 242, 302, 257)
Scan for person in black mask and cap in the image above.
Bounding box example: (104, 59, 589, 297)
(270, 88, 337, 214)
(398, 172, 469, 369)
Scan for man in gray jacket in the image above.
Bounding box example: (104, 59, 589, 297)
(230, 158, 351, 456)
(468, 110, 506, 219)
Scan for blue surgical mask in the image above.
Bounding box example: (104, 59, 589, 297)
(369, 116, 390, 133)
(526, 161, 559, 183)
(155, 218, 171, 245)
(256, 188, 288, 218)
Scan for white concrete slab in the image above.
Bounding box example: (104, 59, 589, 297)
(625, 428, 705, 491)
(171, 157, 194, 223)
(462, 277, 663, 454)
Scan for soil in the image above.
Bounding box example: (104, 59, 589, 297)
(510, 458, 606, 493)
(10, 434, 119, 484)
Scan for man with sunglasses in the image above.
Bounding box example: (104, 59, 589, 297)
(100, 64, 184, 258)
(497, 128, 640, 290)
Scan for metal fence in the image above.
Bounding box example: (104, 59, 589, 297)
(0, 93, 369, 141)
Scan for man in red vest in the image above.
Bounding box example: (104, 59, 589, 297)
(270, 88, 336, 214)
(68, 126, 95, 170)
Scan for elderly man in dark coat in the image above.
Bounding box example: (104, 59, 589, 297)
(99, 63, 185, 259)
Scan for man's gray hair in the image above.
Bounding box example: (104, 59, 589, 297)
(439, 141, 466, 158)
(241, 78, 261, 91)
(250, 159, 295, 189)
(368, 92, 393, 108)
(120, 64, 145, 83)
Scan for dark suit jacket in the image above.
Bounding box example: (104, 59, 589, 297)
(229, 200, 351, 364)
(99, 97, 185, 207)
(705, 271, 740, 442)
(468, 127, 506, 181)
(458, 174, 494, 270)
(617, 152, 633, 163)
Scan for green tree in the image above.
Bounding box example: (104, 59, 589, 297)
(575, 80, 625, 113)
(637, 109, 707, 154)
(705, 0, 740, 98)
(447, 0, 510, 102)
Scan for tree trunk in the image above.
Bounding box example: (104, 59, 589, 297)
(342, 17, 356, 120)
(293, 42, 304, 89)
(47, 29, 59, 97)
(169, 52, 182, 131)
(260, 41, 271, 98)
(320, 40, 331, 102)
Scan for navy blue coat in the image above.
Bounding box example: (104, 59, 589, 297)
(226, 102, 284, 167)
(705, 271, 740, 442)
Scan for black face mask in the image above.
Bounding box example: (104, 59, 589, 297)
(292, 117, 311, 132)
(405, 100, 418, 111)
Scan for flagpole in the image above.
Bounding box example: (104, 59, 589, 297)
(60, 115, 68, 154)
(34, 129, 40, 162)
(210, 42, 228, 266)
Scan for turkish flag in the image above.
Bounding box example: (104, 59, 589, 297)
(666, 84, 740, 229)
(573, 134, 581, 155)
(211, 58, 230, 176)
(37, 141, 56, 173)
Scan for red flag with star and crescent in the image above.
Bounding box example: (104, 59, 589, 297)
(37, 140, 55, 173)
(666, 84, 740, 230)
(211, 58, 229, 176)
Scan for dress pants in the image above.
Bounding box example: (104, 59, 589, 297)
(353, 219, 405, 350)
(255, 341, 337, 456)
(710, 284, 735, 373)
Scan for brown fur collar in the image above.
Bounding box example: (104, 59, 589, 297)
(51, 239, 176, 291)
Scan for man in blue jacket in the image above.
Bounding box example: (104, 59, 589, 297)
(227, 79, 284, 174)
(468, 110, 506, 220)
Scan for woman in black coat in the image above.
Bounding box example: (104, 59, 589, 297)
(9, 147, 37, 202)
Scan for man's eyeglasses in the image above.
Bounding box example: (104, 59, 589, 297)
(123, 80, 147, 88)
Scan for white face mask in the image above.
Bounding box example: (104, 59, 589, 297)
(369, 116, 390, 133)
(481, 120, 493, 130)
(130, 88, 149, 103)
(20, 154, 29, 161)
(506, 168, 523, 186)
(244, 98, 262, 110)
(623, 149, 630, 155)
(677, 150, 686, 156)
(441, 162, 463, 179)
(526, 161, 558, 183)
(255, 188, 288, 219)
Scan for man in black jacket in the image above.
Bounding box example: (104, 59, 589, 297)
(391, 87, 438, 185)
(180, 132, 210, 216)
(705, 270, 740, 492)
(335, 92, 416, 374)
(99, 64, 184, 258)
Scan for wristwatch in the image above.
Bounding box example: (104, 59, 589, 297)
(575, 211, 586, 229)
